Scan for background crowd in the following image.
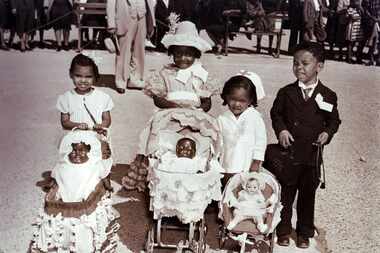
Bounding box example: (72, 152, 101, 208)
(0, 0, 379, 65)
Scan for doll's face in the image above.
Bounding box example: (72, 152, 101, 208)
(68, 142, 90, 164)
(176, 138, 196, 159)
(246, 179, 260, 193)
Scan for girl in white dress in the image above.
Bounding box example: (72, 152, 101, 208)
(56, 54, 114, 133)
(218, 71, 267, 175)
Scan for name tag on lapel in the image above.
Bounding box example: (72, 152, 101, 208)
(315, 93, 333, 112)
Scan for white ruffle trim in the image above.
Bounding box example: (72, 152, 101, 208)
(148, 167, 223, 223)
(31, 193, 119, 253)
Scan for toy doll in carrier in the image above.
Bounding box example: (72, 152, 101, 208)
(31, 130, 119, 253)
(218, 170, 282, 253)
(143, 108, 224, 253)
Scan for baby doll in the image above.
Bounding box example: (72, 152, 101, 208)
(158, 137, 207, 174)
(53, 140, 110, 202)
(32, 132, 117, 253)
(227, 175, 269, 233)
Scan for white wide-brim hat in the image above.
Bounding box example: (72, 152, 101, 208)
(161, 21, 212, 53)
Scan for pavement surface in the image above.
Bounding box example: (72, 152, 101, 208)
(0, 30, 379, 253)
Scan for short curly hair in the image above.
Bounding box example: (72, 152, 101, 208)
(293, 41, 325, 63)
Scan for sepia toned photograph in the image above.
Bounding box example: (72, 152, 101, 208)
(0, 0, 378, 252)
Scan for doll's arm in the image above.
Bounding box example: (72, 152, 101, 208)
(60, 113, 88, 130)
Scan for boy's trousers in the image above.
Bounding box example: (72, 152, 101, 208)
(115, 17, 146, 89)
(277, 164, 319, 238)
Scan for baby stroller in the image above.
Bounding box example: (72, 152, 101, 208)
(31, 130, 119, 253)
(218, 170, 282, 253)
(143, 108, 224, 253)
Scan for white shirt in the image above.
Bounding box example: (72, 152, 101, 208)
(218, 107, 267, 173)
(298, 79, 319, 99)
(56, 88, 114, 128)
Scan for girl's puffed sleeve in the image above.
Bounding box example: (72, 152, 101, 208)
(144, 70, 167, 98)
(195, 75, 221, 98)
(56, 93, 69, 113)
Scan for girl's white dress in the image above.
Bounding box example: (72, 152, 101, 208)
(218, 107, 267, 173)
(56, 88, 114, 128)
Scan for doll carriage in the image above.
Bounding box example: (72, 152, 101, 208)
(31, 130, 119, 253)
(143, 108, 224, 253)
(218, 170, 282, 253)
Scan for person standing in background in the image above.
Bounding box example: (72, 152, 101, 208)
(107, 0, 156, 93)
(0, 0, 10, 50)
(33, 0, 48, 48)
(48, 0, 73, 51)
(10, 0, 35, 52)
(288, 0, 305, 52)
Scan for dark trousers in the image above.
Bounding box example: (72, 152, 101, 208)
(277, 164, 319, 238)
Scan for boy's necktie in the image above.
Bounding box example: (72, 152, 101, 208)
(302, 88, 313, 101)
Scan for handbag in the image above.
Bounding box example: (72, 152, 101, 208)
(262, 143, 296, 184)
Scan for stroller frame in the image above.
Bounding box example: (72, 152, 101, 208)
(218, 225, 276, 253)
(218, 170, 282, 253)
(145, 215, 207, 253)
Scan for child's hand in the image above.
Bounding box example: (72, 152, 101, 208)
(316, 132, 329, 145)
(78, 123, 88, 130)
(250, 160, 261, 172)
(279, 130, 294, 148)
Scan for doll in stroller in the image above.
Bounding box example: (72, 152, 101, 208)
(142, 108, 224, 253)
(31, 130, 119, 253)
(219, 170, 282, 253)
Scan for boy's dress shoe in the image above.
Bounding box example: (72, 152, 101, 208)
(277, 235, 290, 246)
(116, 88, 125, 94)
(296, 236, 310, 249)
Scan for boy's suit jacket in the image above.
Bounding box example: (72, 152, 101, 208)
(270, 80, 341, 166)
(107, 0, 155, 37)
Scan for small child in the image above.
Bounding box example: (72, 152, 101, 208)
(56, 54, 114, 133)
(270, 42, 341, 248)
(227, 174, 269, 233)
(218, 71, 267, 175)
(32, 131, 118, 252)
(144, 21, 218, 112)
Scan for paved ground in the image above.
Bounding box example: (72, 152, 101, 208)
(0, 31, 379, 253)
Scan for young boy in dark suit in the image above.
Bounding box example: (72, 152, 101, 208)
(270, 41, 341, 248)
